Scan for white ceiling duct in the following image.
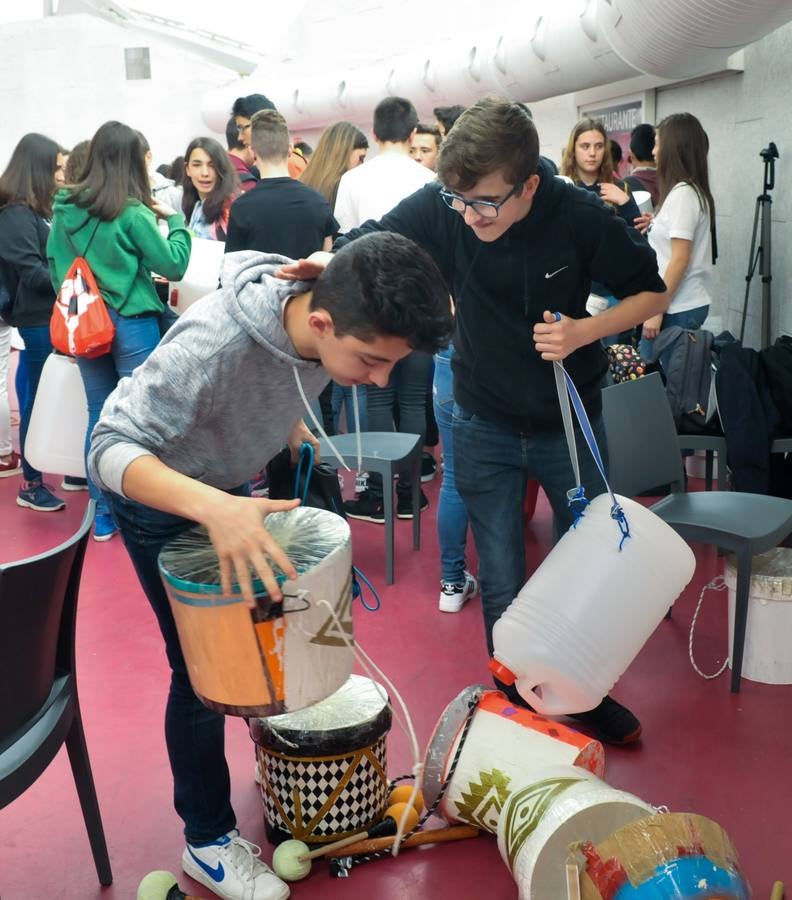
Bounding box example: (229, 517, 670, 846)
(201, 0, 792, 131)
(598, 0, 792, 79)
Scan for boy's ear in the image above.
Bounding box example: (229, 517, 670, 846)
(307, 308, 335, 336)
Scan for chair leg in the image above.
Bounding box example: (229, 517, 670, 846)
(65, 709, 113, 885)
(716, 449, 728, 491)
(705, 450, 714, 491)
(383, 469, 395, 585)
(730, 548, 753, 694)
(411, 454, 421, 551)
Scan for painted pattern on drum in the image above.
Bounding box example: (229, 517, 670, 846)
(258, 737, 388, 843)
(501, 775, 588, 869)
(309, 572, 354, 647)
(454, 768, 514, 833)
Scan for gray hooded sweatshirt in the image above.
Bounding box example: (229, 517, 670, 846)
(89, 251, 330, 497)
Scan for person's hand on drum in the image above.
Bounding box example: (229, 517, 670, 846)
(276, 250, 333, 281)
(201, 492, 301, 607)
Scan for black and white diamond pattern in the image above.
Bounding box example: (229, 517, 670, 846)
(258, 738, 388, 842)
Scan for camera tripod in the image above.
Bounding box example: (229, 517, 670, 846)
(740, 142, 779, 348)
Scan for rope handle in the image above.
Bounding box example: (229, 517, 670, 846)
(688, 576, 729, 679)
(551, 315, 629, 549)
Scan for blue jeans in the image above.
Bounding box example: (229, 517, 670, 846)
(366, 351, 432, 498)
(107, 486, 249, 843)
(433, 349, 469, 584)
(17, 326, 54, 483)
(331, 382, 368, 433)
(639, 304, 709, 368)
(453, 405, 608, 655)
(77, 310, 161, 516)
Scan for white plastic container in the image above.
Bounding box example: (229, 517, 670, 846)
(168, 238, 225, 314)
(24, 352, 87, 477)
(491, 493, 696, 715)
(725, 547, 792, 684)
(497, 769, 654, 900)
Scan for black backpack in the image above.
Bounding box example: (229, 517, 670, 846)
(651, 326, 720, 434)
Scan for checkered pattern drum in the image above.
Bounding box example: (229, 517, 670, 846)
(257, 736, 389, 844)
(250, 674, 391, 845)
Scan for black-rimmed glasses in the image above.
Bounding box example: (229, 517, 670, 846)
(440, 181, 524, 219)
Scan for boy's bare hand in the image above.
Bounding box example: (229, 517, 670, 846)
(288, 420, 320, 463)
(533, 310, 589, 361)
(275, 251, 333, 281)
(199, 494, 301, 607)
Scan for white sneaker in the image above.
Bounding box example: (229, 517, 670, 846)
(182, 830, 290, 900)
(439, 571, 479, 613)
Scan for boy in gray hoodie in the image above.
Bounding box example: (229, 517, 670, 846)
(89, 232, 452, 900)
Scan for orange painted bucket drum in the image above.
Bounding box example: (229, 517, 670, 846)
(422, 685, 605, 834)
(158, 506, 355, 717)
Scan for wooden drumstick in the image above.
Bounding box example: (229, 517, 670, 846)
(770, 882, 785, 900)
(326, 824, 480, 857)
(297, 815, 398, 862)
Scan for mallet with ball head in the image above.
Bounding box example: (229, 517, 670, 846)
(272, 814, 400, 881)
(137, 870, 208, 899)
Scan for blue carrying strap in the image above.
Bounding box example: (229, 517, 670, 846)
(552, 339, 630, 549)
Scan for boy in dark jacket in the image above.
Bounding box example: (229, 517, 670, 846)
(300, 98, 668, 744)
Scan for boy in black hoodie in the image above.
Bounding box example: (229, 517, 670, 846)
(295, 98, 668, 744)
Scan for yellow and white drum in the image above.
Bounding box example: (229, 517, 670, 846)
(497, 767, 654, 900)
(250, 674, 391, 845)
(158, 506, 354, 717)
(423, 685, 604, 834)
(578, 812, 751, 899)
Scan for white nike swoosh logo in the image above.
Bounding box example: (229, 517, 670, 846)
(545, 266, 569, 279)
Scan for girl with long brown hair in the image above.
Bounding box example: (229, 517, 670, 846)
(639, 112, 715, 359)
(300, 121, 368, 210)
(560, 117, 641, 226)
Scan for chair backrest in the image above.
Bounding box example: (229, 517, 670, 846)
(601, 373, 686, 496)
(0, 503, 93, 739)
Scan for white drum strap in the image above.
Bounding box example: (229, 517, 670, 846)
(553, 356, 630, 549)
(688, 576, 729, 679)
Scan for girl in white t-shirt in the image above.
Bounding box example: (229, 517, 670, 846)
(639, 113, 716, 361)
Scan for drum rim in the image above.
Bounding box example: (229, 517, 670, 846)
(422, 683, 488, 812)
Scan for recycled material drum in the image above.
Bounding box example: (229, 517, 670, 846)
(250, 674, 391, 845)
(578, 812, 751, 899)
(159, 506, 355, 717)
(423, 685, 604, 834)
(497, 767, 654, 900)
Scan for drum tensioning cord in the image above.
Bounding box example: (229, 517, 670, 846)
(328, 690, 481, 878)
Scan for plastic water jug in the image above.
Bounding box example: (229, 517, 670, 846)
(168, 238, 225, 314)
(490, 493, 695, 715)
(24, 352, 88, 477)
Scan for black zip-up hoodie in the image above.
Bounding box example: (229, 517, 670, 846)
(335, 159, 665, 433)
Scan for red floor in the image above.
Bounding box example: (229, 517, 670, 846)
(1, 453, 791, 899)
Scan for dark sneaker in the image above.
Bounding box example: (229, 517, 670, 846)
(0, 451, 21, 478)
(421, 453, 437, 483)
(343, 490, 385, 523)
(61, 476, 89, 491)
(396, 490, 429, 519)
(17, 481, 66, 512)
(567, 695, 642, 745)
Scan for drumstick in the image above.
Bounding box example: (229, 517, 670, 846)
(298, 815, 399, 861)
(326, 824, 480, 857)
(770, 882, 785, 900)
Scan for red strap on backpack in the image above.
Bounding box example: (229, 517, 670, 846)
(50, 220, 115, 358)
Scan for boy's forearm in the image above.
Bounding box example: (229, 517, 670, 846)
(121, 454, 224, 523)
(583, 289, 668, 343)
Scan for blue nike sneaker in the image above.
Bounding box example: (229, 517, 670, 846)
(182, 830, 289, 900)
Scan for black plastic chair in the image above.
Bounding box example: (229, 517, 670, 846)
(602, 374, 792, 693)
(0, 502, 112, 885)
